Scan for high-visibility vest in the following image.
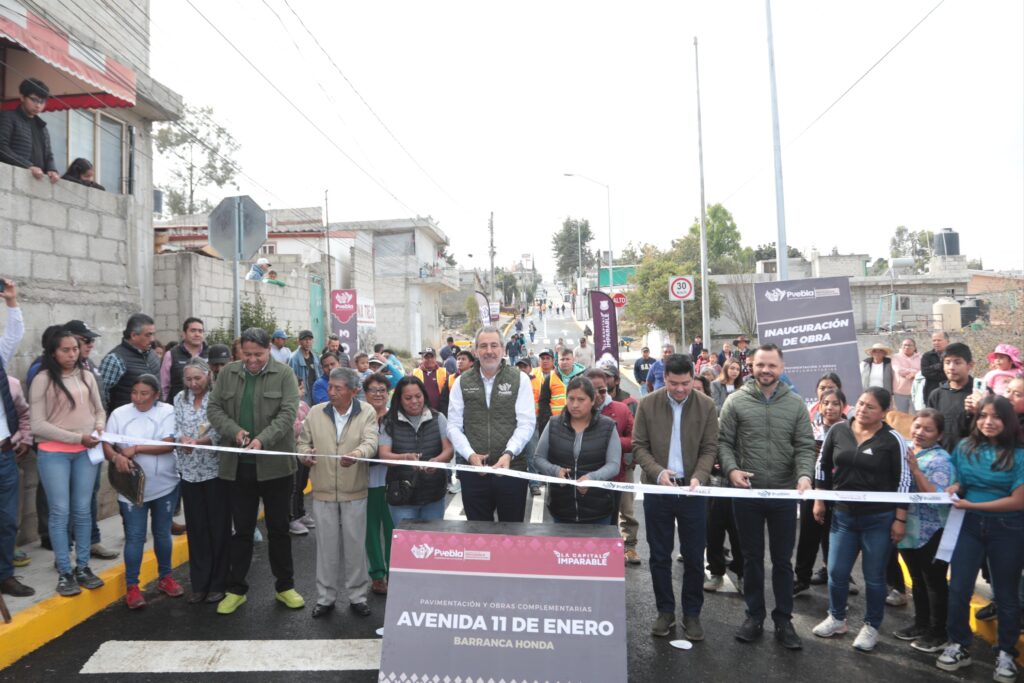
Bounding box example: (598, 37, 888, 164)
(529, 369, 543, 414)
(548, 371, 568, 416)
(412, 367, 448, 393)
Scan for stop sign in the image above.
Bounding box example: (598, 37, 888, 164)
(612, 292, 627, 308)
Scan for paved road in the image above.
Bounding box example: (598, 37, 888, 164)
(1, 484, 996, 682)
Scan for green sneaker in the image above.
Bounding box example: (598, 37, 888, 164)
(12, 549, 30, 567)
(276, 589, 305, 609)
(216, 592, 247, 615)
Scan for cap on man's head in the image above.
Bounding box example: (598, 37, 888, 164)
(515, 357, 532, 368)
(420, 347, 436, 357)
(298, 330, 314, 340)
(538, 348, 554, 358)
(19, 78, 49, 99)
(64, 320, 100, 340)
(207, 344, 231, 364)
(641, 346, 650, 352)
(257, 257, 271, 266)
(272, 329, 287, 340)
(368, 355, 385, 366)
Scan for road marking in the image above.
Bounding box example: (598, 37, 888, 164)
(444, 492, 466, 520)
(529, 486, 546, 523)
(79, 640, 381, 674)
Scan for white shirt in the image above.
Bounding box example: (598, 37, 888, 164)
(667, 394, 688, 477)
(270, 345, 292, 364)
(333, 401, 353, 442)
(106, 402, 177, 503)
(446, 368, 536, 461)
(869, 362, 885, 388)
(0, 306, 25, 443)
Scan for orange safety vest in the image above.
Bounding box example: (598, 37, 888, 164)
(548, 371, 568, 416)
(529, 369, 543, 414)
(412, 367, 448, 393)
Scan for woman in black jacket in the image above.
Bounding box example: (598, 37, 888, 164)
(533, 376, 621, 524)
(378, 376, 453, 524)
(812, 387, 911, 653)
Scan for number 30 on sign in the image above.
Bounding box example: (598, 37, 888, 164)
(669, 276, 695, 302)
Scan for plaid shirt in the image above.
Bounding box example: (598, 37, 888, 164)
(98, 352, 127, 406)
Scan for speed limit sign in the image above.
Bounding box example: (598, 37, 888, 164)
(669, 275, 695, 301)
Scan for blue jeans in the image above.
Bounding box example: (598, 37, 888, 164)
(0, 450, 18, 582)
(732, 498, 796, 624)
(947, 511, 1024, 655)
(119, 486, 178, 586)
(827, 508, 895, 628)
(36, 449, 98, 574)
(644, 493, 706, 616)
(389, 497, 446, 525)
(639, 384, 649, 397)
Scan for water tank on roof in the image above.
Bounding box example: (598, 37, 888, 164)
(933, 228, 960, 256)
(932, 297, 961, 331)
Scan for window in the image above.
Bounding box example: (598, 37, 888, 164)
(259, 243, 277, 255)
(98, 116, 123, 192)
(38, 108, 134, 194)
(41, 110, 67, 170)
(69, 109, 94, 166)
(896, 296, 911, 311)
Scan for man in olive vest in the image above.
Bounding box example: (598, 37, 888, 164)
(447, 326, 536, 522)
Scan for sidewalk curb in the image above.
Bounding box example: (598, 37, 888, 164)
(0, 534, 190, 669)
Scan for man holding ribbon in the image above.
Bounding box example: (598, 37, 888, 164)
(447, 326, 536, 522)
(718, 343, 816, 651)
(633, 354, 719, 642)
(207, 327, 302, 615)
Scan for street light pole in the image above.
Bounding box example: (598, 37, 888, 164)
(694, 37, 711, 345)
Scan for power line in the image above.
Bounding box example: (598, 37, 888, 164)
(183, 0, 418, 215)
(280, 0, 457, 204)
(720, 0, 948, 204)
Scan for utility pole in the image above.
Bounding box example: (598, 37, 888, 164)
(324, 189, 332, 290)
(488, 212, 496, 304)
(694, 36, 711, 345)
(765, 0, 789, 280)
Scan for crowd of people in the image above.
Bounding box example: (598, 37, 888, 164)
(0, 283, 1021, 680)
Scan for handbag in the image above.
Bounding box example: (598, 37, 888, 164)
(386, 468, 420, 506)
(107, 458, 146, 506)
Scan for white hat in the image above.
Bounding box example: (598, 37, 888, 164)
(257, 257, 271, 266)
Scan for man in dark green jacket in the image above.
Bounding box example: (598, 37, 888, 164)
(717, 344, 816, 650)
(207, 327, 303, 615)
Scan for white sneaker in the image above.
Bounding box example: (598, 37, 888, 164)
(853, 624, 879, 652)
(936, 642, 972, 672)
(447, 479, 461, 494)
(288, 520, 309, 536)
(885, 589, 908, 606)
(299, 514, 316, 529)
(703, 574, 724, 592)
(812, 614, 849, 638)
(994, 650, 1018, 683)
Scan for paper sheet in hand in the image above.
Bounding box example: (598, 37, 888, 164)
(87, 432, 104, 465)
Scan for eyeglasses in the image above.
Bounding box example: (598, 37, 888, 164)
(596, 387, 608, 394)
(27, 95, 47, 105)
(366, 388, 388, 395)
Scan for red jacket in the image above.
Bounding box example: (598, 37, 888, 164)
(602, 399, 634, 482)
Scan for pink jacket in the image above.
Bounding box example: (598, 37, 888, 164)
(891, 351, 920, 396)
(8, 377, 32, 447)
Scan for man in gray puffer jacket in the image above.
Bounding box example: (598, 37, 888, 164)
(717, 343, 816, 651)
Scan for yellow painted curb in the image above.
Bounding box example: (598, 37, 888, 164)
(0, 534, 190, 669)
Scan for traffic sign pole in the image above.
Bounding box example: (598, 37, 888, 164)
(233, 197, 242, 337)
(680, 301, 685, 350)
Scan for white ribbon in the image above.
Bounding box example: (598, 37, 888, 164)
(99, 432, 954, 505)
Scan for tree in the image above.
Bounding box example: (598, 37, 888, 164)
(551, 217, 595, 282)
(683, 203, 756, 275)
(870, 257, 889, 275)
(155, 103, 241, 215)
(751, 242, 803, 262)
(889, 226, 934, 273)
(623, 243, 720, 341)
(966, 258, 983, 270)
(718, 273, 759, 338)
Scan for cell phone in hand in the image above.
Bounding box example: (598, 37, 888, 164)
(0, 279, 5, 292)
(972, 378, 986, 395)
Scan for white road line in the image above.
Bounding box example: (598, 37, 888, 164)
(444, 492, 466, 520)
(79, 640, 381, 674)
(529, 487, 546, 523)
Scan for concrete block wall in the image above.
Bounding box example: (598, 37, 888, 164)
(154, 251, 321, 343)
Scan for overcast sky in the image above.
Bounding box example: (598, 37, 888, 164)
(150, 0, 1024, 277)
